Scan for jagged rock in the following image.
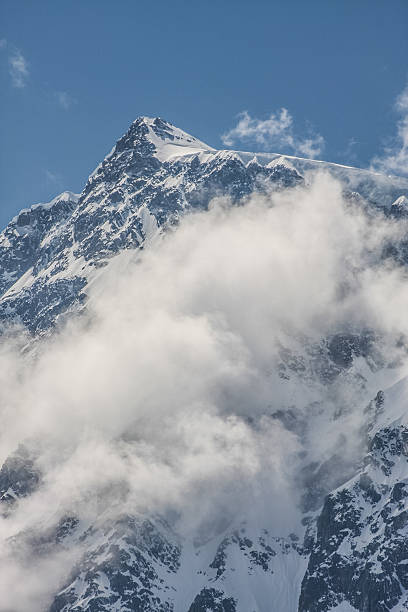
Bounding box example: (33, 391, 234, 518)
(299, 424, 408, 612)
(188, 588, 237, 612)
(0, 444, 40, 508)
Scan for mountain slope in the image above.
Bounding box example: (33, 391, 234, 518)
(2, 118, 408, 612)
(3, 116, 407, 334)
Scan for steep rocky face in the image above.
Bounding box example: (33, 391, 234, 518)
(50, 515, 181, 612)
(0, 192, 79, 297)
(0, 118, 305, 333)
(188, 589, 237, 612)
(299, 423, 408, 612)
(0, 191, 80, 328)
(0, 445, 41, 510)
(45, 517, 308, 612)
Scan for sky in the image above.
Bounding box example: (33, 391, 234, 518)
(0, 0, 407, 228)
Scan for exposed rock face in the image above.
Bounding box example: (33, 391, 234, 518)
(50, 516, 181, 612)
(0, 445, 40, 508)
(0, 117, 304, 333)
(188, 589, 237, 612)
(300, 425, 408, 612)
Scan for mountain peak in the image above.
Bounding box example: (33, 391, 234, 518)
(10, 191, 79, 226)
(87, 117, 215, 185)
(392, 195, 408, 208)
(120, 116, 214, 162)
(266, 155, 296, 171)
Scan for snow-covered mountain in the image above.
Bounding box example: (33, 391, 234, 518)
(2, 117, 408, 612)
(0, 117, 305, 333)
(2, 116, 407, 335)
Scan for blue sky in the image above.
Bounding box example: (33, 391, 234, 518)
(1, 0, 407, 227)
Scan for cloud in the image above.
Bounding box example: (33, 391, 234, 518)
(3, 44, 76, 106)
(221, 109, 325, 158)
(55, 90, 77, 110)
(45, 169, 63, 188)
(45, 169, 59, 182)
(1, 174, 408, 608)
(371, 83, 408, 177)
(222, 108, 292, 147)
(9, 48, 29, 88)
(341, 136, 360, 164)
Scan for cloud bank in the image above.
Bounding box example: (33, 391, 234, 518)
(1, 173, 408, 609)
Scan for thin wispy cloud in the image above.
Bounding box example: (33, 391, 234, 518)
(0, 39, 7, 49)
(55, 90, 77, 110)
(222, 109, 325, 159)
(9, 48, 29, 88)
(371, 82, 408, 177)
(339, 136, 360, 165)
(45, 169, 63, 189)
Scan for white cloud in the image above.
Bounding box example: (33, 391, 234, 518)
(222, 109, 325, 158)
(45, 169, 58, 183)
(9, 49, 29, 88)
(55, 90, 77, 110)
(44, 169, 64, 192)
(0, 39, 7, 49)
(371, 83, 408, 177)
(222, 108, 293, 147)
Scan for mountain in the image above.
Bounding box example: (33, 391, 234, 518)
(2, 117, 408, 612)
(2, 116, 407, 335)
(0, 117, 306, 334)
